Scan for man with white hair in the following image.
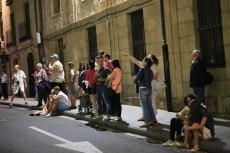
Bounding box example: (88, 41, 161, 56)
(49, 54, 65, 91)
(190, 50, 206, 104)
(9, 65, 27, 108)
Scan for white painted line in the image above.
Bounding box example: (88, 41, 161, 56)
(124, 133, 146, 139)
(15, 107, 29, 110)
(29, 126, 103, 153)
(214, 118, 230, 122)
(76, 120, 88, 124)
(29, 126, 72, 143)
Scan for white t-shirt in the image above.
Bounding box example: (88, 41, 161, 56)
(56, 91, 70, 106)
(1, 74, 7, 83)
(12, 70, 26, 85)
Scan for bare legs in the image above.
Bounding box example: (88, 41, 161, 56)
(90, 94, 98, 116)
(69, 95, 76, 108)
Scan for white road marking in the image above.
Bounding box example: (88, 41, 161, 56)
(124, 133, 146, 139)
(76, 120, 88, 124)
(29, 126, 103, 153)
(15, 107, 28, 110)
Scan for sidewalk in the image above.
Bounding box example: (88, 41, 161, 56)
(1, 97, 230, 153)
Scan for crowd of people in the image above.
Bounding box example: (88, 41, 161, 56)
(1, 49, 215, 152)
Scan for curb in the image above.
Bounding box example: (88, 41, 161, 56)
(1, 102, 229, 153)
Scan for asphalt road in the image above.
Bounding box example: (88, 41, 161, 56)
(0, 104, 203, 153)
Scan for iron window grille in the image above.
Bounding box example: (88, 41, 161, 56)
(197, 0, 225, 68)
(88, 26, 98, 61)
(130, 9, 146, 75)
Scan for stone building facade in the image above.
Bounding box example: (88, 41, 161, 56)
(0, 0, 42, 96)
(44, 0, 229, 118)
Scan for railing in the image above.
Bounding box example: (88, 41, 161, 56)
(6, 0, 13, 6)
(18, 21, 31, 43)
(131, 10, 146, 74)
(5, 29, 16, 48)
(197, 0, 225, 68)
(88, 26, 98, 60)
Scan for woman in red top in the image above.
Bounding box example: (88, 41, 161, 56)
(86, 60, 98, 118)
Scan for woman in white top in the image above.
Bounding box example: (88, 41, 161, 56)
(122, 53, 159, 122)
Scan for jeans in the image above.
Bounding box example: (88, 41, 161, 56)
(58, 103, 70, 111)
(139, 87, 155, 122)
(96, 86, 111, 115)
(193, 87, 205, 104)
(169, 118, 183, 141)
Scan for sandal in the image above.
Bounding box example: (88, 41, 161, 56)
(29, 113, 35, 116)
(191, 148, 199, 152)
(137, 117, 144, 121)
(139, 123, 150, 128)
(35, 114, 41, 116)
(9, 104, 12, 108)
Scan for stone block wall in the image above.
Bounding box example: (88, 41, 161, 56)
(42, 0, 230, 118)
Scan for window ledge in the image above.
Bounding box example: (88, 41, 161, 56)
(52, 13, 61, 18)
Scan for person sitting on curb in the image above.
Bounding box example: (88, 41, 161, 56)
(175, 99, 215, 152)
(29, 94, 57, 116)
(45, 86, 71, 117)
(163, 93, 197, 147)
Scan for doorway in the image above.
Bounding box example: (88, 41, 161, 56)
(27, 53, 35, 96)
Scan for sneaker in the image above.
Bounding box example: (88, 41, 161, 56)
(104, 115, 111, 121)
(45, 113, 51, 117)
(174, 142, 189, 148)
(93, 115, 103, 120)
(163, 139, 174, 147)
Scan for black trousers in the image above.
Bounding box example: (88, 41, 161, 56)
(37, 86, 49, 106)
(109, 93, 122, 117)
(169, 118, 183, 141)
(50, 82, 63, 91)
(1, 83, 8, 99)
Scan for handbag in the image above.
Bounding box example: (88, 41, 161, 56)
(104, 78, 112, 88)
(153, 79, 166, 91)
(108, 81, 120, 96)
(65, 83, 70, 90)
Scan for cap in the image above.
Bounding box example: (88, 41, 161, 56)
(50, 54, 59, 59)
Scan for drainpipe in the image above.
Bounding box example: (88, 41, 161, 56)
(159, 0, 173, 111)
(38, 0, 45, 64)
(34, 0, 42, 63)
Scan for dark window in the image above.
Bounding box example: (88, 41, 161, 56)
(18, 2, 31, 43)
(88, 26, 98, 60)
(0, 21, 4, 41)
(6, 13, 16, 48)
(197, 0, 225, 68)
(53, 0, 60, 15)
(130, 10, 146, 75)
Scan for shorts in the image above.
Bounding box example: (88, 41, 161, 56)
(88, 86, 96, 95)
(13, 84, 25, 95)
(58, 103, 70, 111)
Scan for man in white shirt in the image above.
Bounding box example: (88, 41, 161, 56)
(45, 86, 70, 117)
(10, 65, 27, 107)
(1, 70, 8, 100)
(49, 54, 65, 91)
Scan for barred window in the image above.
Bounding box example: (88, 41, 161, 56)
(197, 0, 225, 68)
(130, 9, 146, 75)
(88, 26, 98, 61)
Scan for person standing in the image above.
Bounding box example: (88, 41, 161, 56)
(94, 59, 111, 120)
(108, 59, 122, 121)
(10, 65, 27, 108)
(67, 62, 78, 109)
(49, 54, 65, 91)
(1, 71, 8, 100)
(35, 63, 49, 107)
(122, 53, 159, 121)
(134, 57, 156, 127)
(103, 53, 113, 71)
(190, 50, 206, 105)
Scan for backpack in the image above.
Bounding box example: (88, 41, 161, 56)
(205, 72, 214, 84)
